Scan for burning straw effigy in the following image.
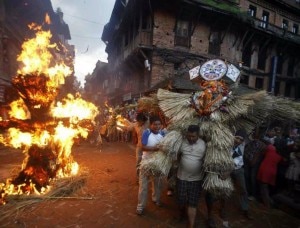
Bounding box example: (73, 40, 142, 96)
(0, 22, 98, 218)
(139, 59, 300, 197)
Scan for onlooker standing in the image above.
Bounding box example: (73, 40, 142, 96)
(121, 112, 149, 182)
(263, 128, 277, 145)
(273, 128, 290, 194)
(176, 125, 206, 228)
(244, 131, 266, 200)
(132, 112, 149, 182)
(285, 139, 300, 200)
(136, 116, 165, 215)
(229, 131, 253, 219)
(257, 139, 284, 209)
(205, 131, 252, 228)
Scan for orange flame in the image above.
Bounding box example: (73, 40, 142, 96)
(9, 98, 31, 120)
(45, 13, 51, 25)
(51, 93, 99, 124)
(17, 23, 72, 88)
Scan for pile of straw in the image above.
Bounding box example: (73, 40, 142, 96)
(0, 168, 89, 224)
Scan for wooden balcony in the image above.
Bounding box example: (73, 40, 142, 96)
(123, 30, 152, 60)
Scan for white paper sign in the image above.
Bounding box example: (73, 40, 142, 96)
(189, 65, 200, 80)
(226, 64, 240, 82)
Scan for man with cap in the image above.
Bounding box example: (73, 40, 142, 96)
(205, 130, 252, 228)
(230, 130, 253, 219)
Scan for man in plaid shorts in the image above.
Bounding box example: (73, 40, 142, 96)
(177, 124, 206, 228)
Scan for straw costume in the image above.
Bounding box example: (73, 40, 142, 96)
(139, 59, 300, 197)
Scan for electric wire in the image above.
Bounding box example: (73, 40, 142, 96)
(64, 13, 106, 26)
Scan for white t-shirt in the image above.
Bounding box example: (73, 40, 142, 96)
(231, 143, 245, 170)
(141, 129, 164, 159)
(177, 138, 206, 181)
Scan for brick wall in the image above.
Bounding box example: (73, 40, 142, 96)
(221, 32, 242, 63)
(153, 10, 175, 49)
(190, 24, 210, 55)
(151, 54, 173, 87)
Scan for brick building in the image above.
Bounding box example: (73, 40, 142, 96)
(84, 60, 109, 105)
(99, 0, 300, 105)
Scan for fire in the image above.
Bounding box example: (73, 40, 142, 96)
(0, 21, 99, 205)
(51, 93, 99, 124)
(45, 13, 51, 25)
(9, 98, 31, 120)
(116, 114, 131, 131)
(17, 23, 71, 87)
(6, 128, 33, 148)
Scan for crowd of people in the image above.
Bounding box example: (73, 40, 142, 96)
(90, 109, 300, 228)
(245, 127, 300, 208)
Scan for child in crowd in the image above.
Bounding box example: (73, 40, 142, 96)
(285, 139, 300, 201)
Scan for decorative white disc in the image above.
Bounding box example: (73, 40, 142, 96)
(199, 59, 227, 81)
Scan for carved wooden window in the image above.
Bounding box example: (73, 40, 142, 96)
(141, 13, 151, 29)
(282, 19, 289, 30)
(284, 83, 292, 97)
(255, 77, 264, 89)
(175, 20, 190, 48)
(287, 57, 295, 76)
(292, 24, 299, 34)
(257, 45, 267, 70)
(248, 5, 257, 18)
(276, 56, 283, 75)
(208, 31, 221, 56)
(242, 39, 252, 67)
(260, 11, 269, 29)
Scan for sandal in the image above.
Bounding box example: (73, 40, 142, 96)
(136, 208, 143, 215)
(167, 190, 173, 196)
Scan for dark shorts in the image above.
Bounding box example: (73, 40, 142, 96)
(177, 178, 202, 207)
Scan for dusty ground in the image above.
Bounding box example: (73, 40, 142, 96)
(0, 141, 299, 228)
